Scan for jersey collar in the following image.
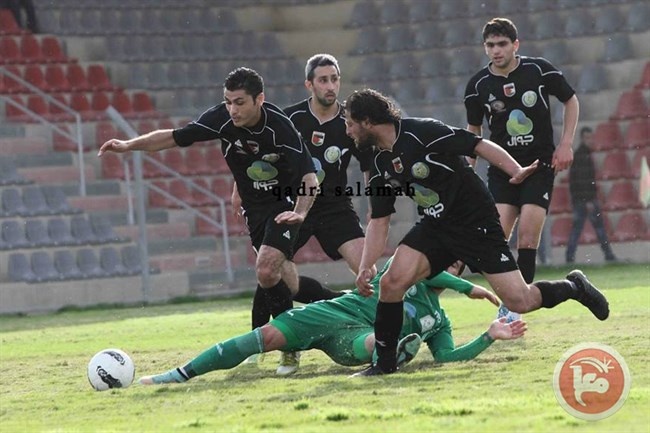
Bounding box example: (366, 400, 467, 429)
(487, 55, 521, 78)
(307, 97, 343, 126)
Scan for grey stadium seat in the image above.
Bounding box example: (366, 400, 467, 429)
(576, 64, 609, 94)
(121, 245, 143, 275)
(48, 217, 78, 246)
(408, 1, 435, 23)
(347, 0, 380, 27)
(533, 12, 564, 40)
(42, 186, 80, 214)
(388, 53, 420, 79)
(594, 6, 625, 35)
(100, 246, 129, 277)
(77, 248, 106, 279)
(2, 188, 28, 217)
(540, 41, 569, 66)
(386, 25, 415, 52)
(54, 250, 84, 281)
(71, 215, 97, 244)
(90, 215, 126, 244)
(395, 80, 426, 105)
(31, 251, 60, 282)
(352, 27, 385, 55)
(379, 0, 408, 25)
(564, 9, 594, 37)
(415, 25, 444, 50)
(22, 187, 50, 216)
(8, 253, 37, 283)
(626, 2, 650, 32)
(602, 34, 634, 63)
(2, 220, 29, 249)
(25, 219, 52, 247)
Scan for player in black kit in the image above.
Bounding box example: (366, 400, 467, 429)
(343, 89, 608, 376)
(464, 18, 579, 321)
(98, 68, 319, 340)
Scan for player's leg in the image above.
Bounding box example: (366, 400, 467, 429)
(516, 204, 546, 283)
(495, 203, 519, 242)
(139, 325, 287, 385)
(337, 237, 364, 274)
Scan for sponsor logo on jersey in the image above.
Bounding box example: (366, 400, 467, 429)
(311, 131, 325, 146)
(522, 90, 538, 107)
(506, 109, 534, 136)
(324, 146, 342, 163)
(503, 82, 516, 97)
(392, 157, 404, 173)
(420, 315, 435, 332)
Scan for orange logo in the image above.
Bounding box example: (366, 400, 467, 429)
(553, 343, 631, 421)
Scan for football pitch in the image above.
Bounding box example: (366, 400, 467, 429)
(1, 264, 648, 433)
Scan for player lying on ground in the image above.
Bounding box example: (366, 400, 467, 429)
(139, 260, 527, 384)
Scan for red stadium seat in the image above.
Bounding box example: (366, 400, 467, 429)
(95, 122, 126, 147)
(142, 153, 166, 178)
(111, 90, 134, 117)
(41, 36, 68, 63)
(636, 62, 650, 89)
(5, 95, 27, 120)
(167, 179, 195, 208)
(158, 118, 175, 130)
(100, 152, 126, 179)
(611, 90, 649, 120)
(19, 34, 44, 63)
(602, 181, 641, 211)
(211, 177, 233, 202)
(23, 64, 45, 89)
(132, 92, 159, 118)
(191, 178, 216, 206)
(2, 65, 25, 93)
(162, 148, 189, 175)
(135, 120, 156, 135)
(90, 91, 110, 112)
(26, 94, 48, 120)
(597, 151, 632, 180)
(148, 180, 171, 207)
(0, 9, 23, 35)
(69, 92, 93, 120)
(205, 146, 229, 174)
(623, 119, 650, 149)
(611, 211, 649, 242)
(44, 64, 70, 92)
(52, 124, 78, 152)
(87, 64, 113, 91)
(66, 64, 90, 91)
(48, 94, 74, 122)
(549, 184, 571, 214)
(185, 147, 212, 175)
(0, 37, 21, 63)
(631, 148, 650, 178)
(592, 121, 623, 151)
(551, 216, 573, 247)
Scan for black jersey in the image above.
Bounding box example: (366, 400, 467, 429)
(368, 118, 494, 224)
(284, 99, 373, 208)
(464, 56, 575, 172)
(173, 101, 315, 210)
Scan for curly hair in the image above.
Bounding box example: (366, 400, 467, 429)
(482, 17, 518, 42)
(224, 67, 264, 99)
(344, 89, 401, 125)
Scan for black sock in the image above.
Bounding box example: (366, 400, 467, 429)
(265, 279, 293, 318)
(374, 301, 403, 373)
(518, 248, 537, 283)
(293, 276, 342, 303)
(251, 284, 271, 329)
(536, 280, 579, 308)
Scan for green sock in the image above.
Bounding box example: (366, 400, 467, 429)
(183, 328, 264, 377)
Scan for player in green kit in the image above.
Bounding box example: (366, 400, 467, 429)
(139, 260, 526, 384)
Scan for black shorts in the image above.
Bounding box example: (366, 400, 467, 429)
(400, 215, 519, 277)
(245, 203, 302, 260)
(488, 164, 555, 211)
(294, 201, 365, 260)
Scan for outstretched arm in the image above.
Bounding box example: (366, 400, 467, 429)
(474, 139, 538, 184)
(97, 129, 177, 156)
(428, 318, 527, 363)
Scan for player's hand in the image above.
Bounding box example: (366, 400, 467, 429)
(97, 139, 130, 157)
(487, 318, 527, 340)
(274, 211, 305, 225)
(355, 268, 376, 297)
(509, 159, 539, 184)
(466, 285, 500, 306)
(551, 141, 574, 174)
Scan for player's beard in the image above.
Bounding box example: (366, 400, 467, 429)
(315, 93, 336, 107)
(355, 132, 376, 153)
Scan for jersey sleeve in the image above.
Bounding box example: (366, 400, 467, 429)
(537, 57, 575, 103)
(426, 320, 494, 363)
(276, 124, 317, 178)
(172, 106, 225, 147)
(424, 122, 481, 157)
(368, 155, 397, 218)
(463, 76, 485, 127)
(419, 271, 473, 294)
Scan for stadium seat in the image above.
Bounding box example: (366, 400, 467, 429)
(2, 65, 25, 93)
(408, 1, 435, 23)
(69, 92, 95, 121)
(195, 207, 247, 236)
(396, 80, 426, 104)
(191, 178, 216, 206)
(24, 64, 46, 89)
(623, 119, 650, 149)
(148, 180, 171, 208)
(8, 253, 37, 283)
(592, 121, 623, 151)
(22, 186, 51, 216)
(87, 64, 113, 91)
(41, 36, 68, 63)
(438, 0, 467, 19)
(385, 25, 415, 52)
(66, 64, 91, 91)
(601, 34, 634, 63)
(0, 36, 21, 63)
(204, 146, 230, 174)
(611, 211, 649, 242)
(26, 95, 49, 121)
(91, 215, 125, 243)
(597, 152, 632, 181)
(132, 92, 159, 118)
(0, 9, 23, 35)
(100, 152, 126, 180)
(48, 217, 77, 246)
(20, 34, 45, 63)
(142, 153, 166, 178)
(549, 185, 571, 214)
(211, 177, 233, 202)
(636, 62, 650, 89)
(1, 187, 26, 217)
(2, 219, 29, 249)
(626, 2, 650, 32)
(533, 11, 564, 40)
(603, 181, 641, 211)
(110, 90, 133, 117)
(541, 41, 570, 67)
(347, 0, 380, 27)
(449, 48, 480, 76)
(352, 27, 385, 55)
(388, 53, 419, 79)
(100, 246, 129, 277)
(184, 147, 212, 175)
(611, 90, 649, 120)
(32, 251, 61, 282)
(551, 216, 573, 247)
(162, 148, 188, 175)
(594, 6, 625, 34)
(420, 54, 447, 78)
(44, 64, 71, 92)
(121, 245, 143, 275)
(379, 0, 407, 25)
(575, 63, 609, 94)
(414, 24, 443, 50)
(71, 215, 97, 244)
(444, 24, 475, 48)
(167, 179, 195, 208)
(0, 159, 30, 186)
(497, 0, 526, 14)
(356, 55, 386, 83)
(77, 248, 106, 279)
(25, 219, 52, 247)
(632, 148, 650, 178)
(564, 9, 594, 37)
(54, 250, 84, 280)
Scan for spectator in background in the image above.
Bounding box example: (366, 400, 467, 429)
(565, 127, 617, 263)
(0, 0, 39, 33)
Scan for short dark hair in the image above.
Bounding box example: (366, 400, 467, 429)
(344, 89, 401, 125)
(580, 126, 593, 137)
(224, 67, 264, 99)
(482, 17, 518, 42)
(305, 54, 340, 81)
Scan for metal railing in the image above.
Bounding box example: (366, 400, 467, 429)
(0, 66, 86, 196)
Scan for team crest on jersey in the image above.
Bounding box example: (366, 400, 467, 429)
(324, 146, 341, 163)
(411, 162, 429, 179)
(244, 140, 260, 154)
(503, 82, 516, 97)
(392, 157, 404, 173)
(311, 131, 325, 146)
(522, 90, 538, 107)
(490, 100, 506, 112)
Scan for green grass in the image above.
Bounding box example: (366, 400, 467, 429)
(1, 264, 649, 433)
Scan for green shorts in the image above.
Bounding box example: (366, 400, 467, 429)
(270, 300, 373, 366)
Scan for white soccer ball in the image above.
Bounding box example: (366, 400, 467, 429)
(87, 348, 135, 391)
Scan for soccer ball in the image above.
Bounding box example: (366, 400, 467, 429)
(87, 348, 135, 391)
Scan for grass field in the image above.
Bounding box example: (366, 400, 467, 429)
(1, 263, 648, 433)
